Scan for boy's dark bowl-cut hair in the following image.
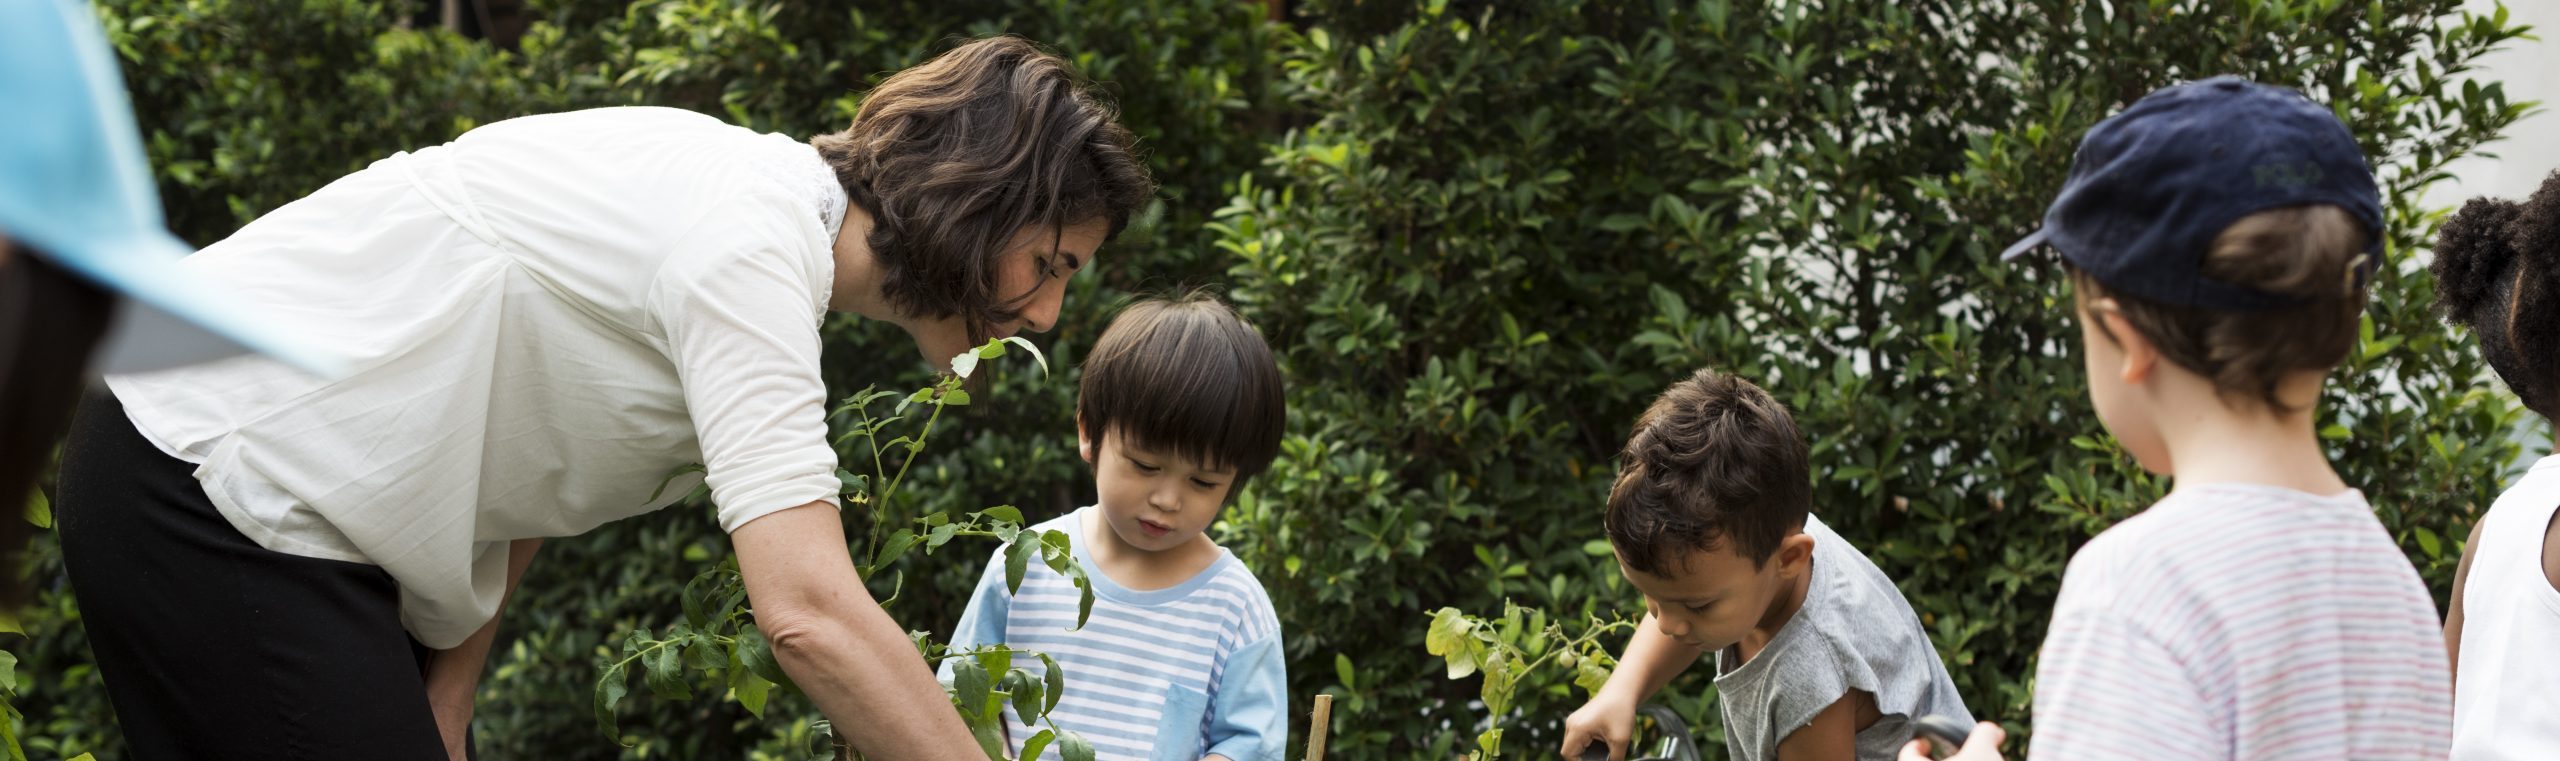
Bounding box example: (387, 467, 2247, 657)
(1077, 292, 1285, 490)
(2432, 170, 2560, 421)
(2070, 204, 2372, 414)
(1606, 368, 1811, 577)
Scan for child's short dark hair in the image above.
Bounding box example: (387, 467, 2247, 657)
(1605, 368, 1810, 576)
(2071, 204, 2372, 413)
(1077, 293, 1286, 488)
(2432, 171, 2560, 420)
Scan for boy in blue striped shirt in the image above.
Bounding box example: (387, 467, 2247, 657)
(945, 294, 1289, 761)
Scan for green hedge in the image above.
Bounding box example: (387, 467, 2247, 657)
(12, 0, 2533, 759)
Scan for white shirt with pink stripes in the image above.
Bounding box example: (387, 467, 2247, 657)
(2028, 484, 2451, 761)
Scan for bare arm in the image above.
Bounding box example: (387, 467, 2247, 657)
(1602, 612, 1710, 702)
(1561, 613, 1709, 760)
(426, 538, 543, 760)
(2445, 518, 2487, 684)
(732, 502, 980, 760)
(1773, 690, 1870, 761)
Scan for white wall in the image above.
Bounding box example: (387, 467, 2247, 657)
(2425, 0, 2560, 207)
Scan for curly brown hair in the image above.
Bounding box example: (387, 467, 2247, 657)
(1604, 368, 1810, 575)
(812, 36, 1155, 342)
(2431, 171, 2560, 419)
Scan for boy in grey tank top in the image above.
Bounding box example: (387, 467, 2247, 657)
(1561, 369, 1971, 761)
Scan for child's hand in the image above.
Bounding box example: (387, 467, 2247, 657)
(1897, 721, 2006, 761)
(1559, 692, 1638, 761)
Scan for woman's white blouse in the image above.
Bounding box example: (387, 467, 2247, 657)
(107, 107, 851, 647)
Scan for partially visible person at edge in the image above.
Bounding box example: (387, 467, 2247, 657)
(1, 0, 332, 610)
(2430, 170, 2560, 760)
(1909, 76, 2451, 761)
(53, 35, 1153, 761)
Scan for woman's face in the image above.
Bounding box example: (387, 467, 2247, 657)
(991, 218, 1109, 338)
(902, 218, 1108, 364)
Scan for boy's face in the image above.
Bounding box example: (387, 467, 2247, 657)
(1079, 424, 1237, 554)
(2075, 292, 2173, 473)
(1615, 533, 1813, 653)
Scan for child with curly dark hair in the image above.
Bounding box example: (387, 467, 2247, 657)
(2431, 170, 2560, 758)
(1561, 369, 1970, 761)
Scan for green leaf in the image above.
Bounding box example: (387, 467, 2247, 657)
(1019, 729, 1056, 761)
(1072, 571, 1096, 629)
(942, 388, 972, 406)
(681, 574, 713, 631)
(1041, 529, 1075, 574)
(979, 505, 1025, 526)
(998, 335, 1050, 376)
(739, 625, 789, 688)
(1005, 538, 1036, 594)
(1425, 607, 1464, 656)
(970, 710, 1006, 757)
(952, 658, 992, 721)
(1059, 731, 1097, 761)
(1334, 653, 1356, 690)
(1009, 667, 1047, 722)
(2416, 526, 2443, 559)
(595, 661, 631, 745)
(645, 642, 690, 699)
(1581, 539, 1612, 556)
(727, 645, 772, 718)
(683, 640, 724, 671)
(0, 702, 23, 761)
(873, 528, 919, 569)
(1041, 653, 1065, 715)
(24, 488, 49, 529)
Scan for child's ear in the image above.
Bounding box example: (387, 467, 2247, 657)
(1076, 414, 1096, 465)
(1777, 532, 1816, 578)
(2092, 299, 2159, 385)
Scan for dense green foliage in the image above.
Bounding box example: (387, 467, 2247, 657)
(13, 0, 2536, 759)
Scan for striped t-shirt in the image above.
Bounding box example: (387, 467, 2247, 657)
(2029, 484, 2451, 760)
(943, 506, 1287, 761)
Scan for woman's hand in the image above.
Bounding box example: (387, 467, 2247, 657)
(733, 502, 984, 760)
(1898, 721, 2007, 761)
(428, 694, 473, 761)
(421, 538, 539, 761)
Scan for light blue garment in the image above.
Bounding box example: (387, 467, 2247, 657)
(0, 0, 331, 375)
(944, 506, 1288, 761)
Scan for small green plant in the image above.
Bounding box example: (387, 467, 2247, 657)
(1425, 602, 1635, 760)
(595, 338, 1098, 760)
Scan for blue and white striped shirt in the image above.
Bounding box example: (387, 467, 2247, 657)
(944, 506, 1288, 761)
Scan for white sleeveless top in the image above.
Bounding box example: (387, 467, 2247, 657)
(106, 107, 851, 647)
(2451, 454, 2560, 760)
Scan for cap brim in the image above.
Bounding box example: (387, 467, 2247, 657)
(1998, 228, 2049, 262)
(41, 232, 342, 377)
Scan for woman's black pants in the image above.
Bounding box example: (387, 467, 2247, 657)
(55, 391, 464, 760)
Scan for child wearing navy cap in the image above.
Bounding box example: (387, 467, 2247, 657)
(1911, 76, 2453, 761)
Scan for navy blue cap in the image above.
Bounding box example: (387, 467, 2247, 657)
(1999, 76, 2384, 310)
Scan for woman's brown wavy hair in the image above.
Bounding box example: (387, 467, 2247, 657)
(812, 36, 1154, 342)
